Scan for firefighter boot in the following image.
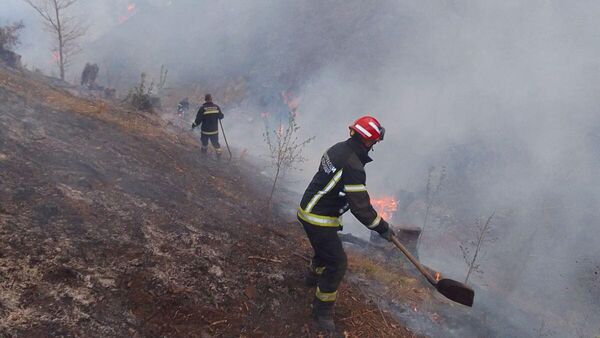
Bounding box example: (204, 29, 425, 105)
(312, 298, 335, 332)
(215, 148, 222, 159)
(200, 146, 208, 155)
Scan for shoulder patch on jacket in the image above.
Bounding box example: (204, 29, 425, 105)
(321, 152, 337, 174)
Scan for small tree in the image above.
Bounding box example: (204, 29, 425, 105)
(127, 72, 155, 110)
(417, 165, 446, 249)
(0, 21, 25, 51)
(459, 211, 495, 284)
(264, 114, 314, 206)
(24, 0, 86, 81)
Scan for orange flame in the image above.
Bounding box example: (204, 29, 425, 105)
(49, 51, 60, 64)
(434, 272, 441, 282)
(371, 196, 398, 221)
(282, 91, 300, 113)
(118, 3, 137, 24)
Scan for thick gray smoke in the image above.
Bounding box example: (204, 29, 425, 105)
(3, 0, 599, 336)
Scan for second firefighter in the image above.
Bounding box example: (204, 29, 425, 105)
(192, 94, 224, 158)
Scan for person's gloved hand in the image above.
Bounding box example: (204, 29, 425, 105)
(379, 226, 396, 242)
(191, 122, 197, 129)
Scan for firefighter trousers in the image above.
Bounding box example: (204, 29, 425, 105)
(299, 218, 347, 314)
(200, 133, 221, 152)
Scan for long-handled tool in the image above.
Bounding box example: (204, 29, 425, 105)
(391, 235, 474, 307)
(219, 119, 232, 162)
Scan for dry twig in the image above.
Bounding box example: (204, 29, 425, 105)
(247, 255, 282, 263)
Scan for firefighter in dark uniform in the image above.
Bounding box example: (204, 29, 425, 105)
(192, 94, 224, 158)
(298, 116, 395, 331)
(177, 97, 190, 118)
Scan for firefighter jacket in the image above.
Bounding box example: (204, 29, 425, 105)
(193, 102, 224, 135)
(298, 137, 390, 234)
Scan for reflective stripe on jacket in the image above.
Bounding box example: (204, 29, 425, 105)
(298, 137, 389, 233)
(194, 102, 224, 134)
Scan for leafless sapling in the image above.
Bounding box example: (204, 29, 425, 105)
(263, 114, 314, 207)
(23, 0, 86, 81)
(417, 165, 446, 249)
(459, 211, 495, 284)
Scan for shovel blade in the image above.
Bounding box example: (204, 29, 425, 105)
(436, 279, 474, 307)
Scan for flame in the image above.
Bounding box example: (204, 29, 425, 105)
(371, 196, 398, 221)
(434, 272, 441, 282)
(428, 312, 442, 324)
(49, 51, 60, 64)
(282, 91, 300, 113)
(118, 3, 137, 24)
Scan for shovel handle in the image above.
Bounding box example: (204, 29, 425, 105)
(390, 235, 437, 286)
(219, 119, 233, 162)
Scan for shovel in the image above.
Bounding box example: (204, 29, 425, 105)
(391, 235, 474, 307)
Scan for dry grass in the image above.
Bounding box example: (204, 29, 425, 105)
(0, 67, 196, 146)
(348, 253, 429, 303)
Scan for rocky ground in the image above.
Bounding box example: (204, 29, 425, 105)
(0, 65, 422, 337)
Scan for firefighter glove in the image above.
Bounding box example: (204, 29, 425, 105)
(192, 122, 197, 129)
(379, 226, 395, 242)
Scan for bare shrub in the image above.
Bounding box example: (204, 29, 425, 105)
(459, 211, 496, 284)
(24, 0, 87, 80)
(126, 73, 160, 111)
(263, 114, 314, 206)
(417, 165, 446, 250)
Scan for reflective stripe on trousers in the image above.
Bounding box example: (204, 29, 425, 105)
(297, 208, 341, 227)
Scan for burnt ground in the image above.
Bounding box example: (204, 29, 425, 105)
(0, 66, 420, 337)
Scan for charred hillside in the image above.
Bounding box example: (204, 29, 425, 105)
(0, 66, 416, 337)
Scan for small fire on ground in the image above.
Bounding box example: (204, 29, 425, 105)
(371, 196, 398, 221)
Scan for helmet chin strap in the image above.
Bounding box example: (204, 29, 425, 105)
(350, 129, 377, 150)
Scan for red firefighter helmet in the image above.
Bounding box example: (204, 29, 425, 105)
(349, 116, 385, 141)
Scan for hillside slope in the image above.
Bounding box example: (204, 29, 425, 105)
(0, 66, 416, 337)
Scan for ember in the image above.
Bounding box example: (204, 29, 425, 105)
(371, 196, 398, 221)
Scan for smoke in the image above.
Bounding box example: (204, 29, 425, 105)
(298, 2, 600, 336)
(293, 2, 600, 336)
(3, 0, 600, 336)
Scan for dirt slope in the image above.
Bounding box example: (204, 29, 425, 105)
(0, 66, 417, 337)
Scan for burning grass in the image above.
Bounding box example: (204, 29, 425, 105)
(372, 196, 398, 221)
